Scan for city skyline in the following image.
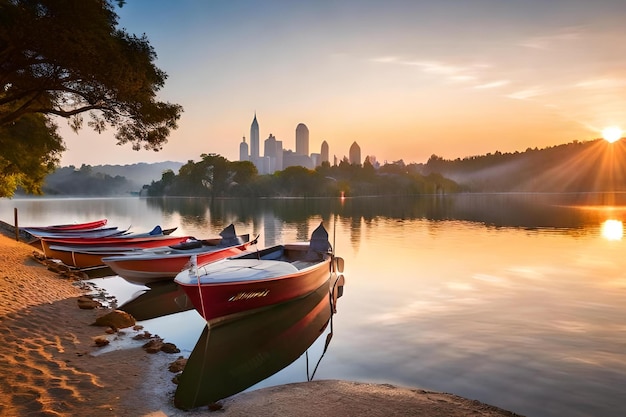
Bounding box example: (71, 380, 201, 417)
(240, 114, 363, 174)
(56, 1, 626, 167)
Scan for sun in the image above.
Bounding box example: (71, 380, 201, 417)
(601, 219, 623, 241)
(601, 126, 623, 143)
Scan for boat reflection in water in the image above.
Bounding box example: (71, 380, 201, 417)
(118, 281, 193, 321)
(174, 274, 345, 411)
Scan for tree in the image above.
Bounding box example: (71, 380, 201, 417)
(0, 0, 183, 197)
(275, 166, 322, 197)
(362, 156, 376, 179)
(198, 153, 233, 203)
(176, 159, 209, 196)
(230, 160, 257, 186)
(0, 112, 65, 196)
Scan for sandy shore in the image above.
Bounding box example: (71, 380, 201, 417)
(0, 233, 523, 416)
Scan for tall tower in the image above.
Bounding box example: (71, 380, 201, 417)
(239, 136, 249, 161)
(349, 141, 361, 165)
(295, 123, 309, 156)
(250, 113, 260, 160)
(321, 140, 329, 163)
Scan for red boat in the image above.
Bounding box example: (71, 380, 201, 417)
(41, 234, 193, 269)
(174, 222, 344, 323)
(21, 218, 108, 232)
(25, 225, 126, 239)
(102, 225, 257, 285)
(39, 226, 178, 249)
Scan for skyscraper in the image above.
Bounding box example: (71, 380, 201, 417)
(349, 141, 361, 165)
(239, 136, 249, 161)
(264, 134, 283, 174)
(321, 140, 329, 164)
(250, 113, 259, 160)
(295, 123, 309, 156)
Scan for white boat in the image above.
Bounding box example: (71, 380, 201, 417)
(174, 222, 344, 323)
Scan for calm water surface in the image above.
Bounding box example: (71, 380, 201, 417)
(1, 194, 625, 417)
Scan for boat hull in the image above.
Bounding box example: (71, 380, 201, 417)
(26, 226, 125, 239)
(103, 244, 252, 285)
(21, 219, 107, 232)
(174, 278, 332, 410)
(41, 234, 190, 252)
(38, 227, 179, 247)
(41, 235, 192, 268)
(176, 254, 333, 322)
(42, 246, 134, 269)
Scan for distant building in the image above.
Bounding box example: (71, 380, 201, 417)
(237, 116, 348, 171)
(260, 156, 271, 175)
(320, 140, 329, 164)
(264, 134, 276, 161)
(250, 113, 260, 160)
(295, 123, 309, 156)
(311, 153, 321, 167)
(249, 113, 266, 173)
(239, 136, 249, 161)
(283, 149, 313, 170)
(349, 141, 361, 165)
(275, 139, 283, 171)
(264, 134, 283, 174)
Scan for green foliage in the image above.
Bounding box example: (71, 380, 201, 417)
(174, 159, 211, 197)
(423, 139, 626, 192)
(0, 113, 65, 196)
(144, 154, 459, 198)
(0, 0, 183, 197)
(274, 166, 324, 196)
(148, 154, 244, 200)
(230, 160, 258, 185)
(198, 153, 233, 200)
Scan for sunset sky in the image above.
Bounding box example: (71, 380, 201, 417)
(59, 0, 626, 167)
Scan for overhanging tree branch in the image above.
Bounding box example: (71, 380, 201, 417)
(0, 0, 183, 197)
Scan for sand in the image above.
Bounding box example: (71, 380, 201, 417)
(0, 233, 523, 416)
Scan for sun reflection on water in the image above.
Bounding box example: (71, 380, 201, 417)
(601, 219, 623, 241)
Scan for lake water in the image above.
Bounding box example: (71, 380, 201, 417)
(1, 194, 625, 417)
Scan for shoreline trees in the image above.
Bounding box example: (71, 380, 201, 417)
(143, 155, 459, 198)
(0, 0, 183, 197)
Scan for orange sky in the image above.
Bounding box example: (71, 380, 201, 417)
(58, 0, 626, 167)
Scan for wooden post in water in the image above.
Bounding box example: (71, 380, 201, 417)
(14, 208, 19, 241)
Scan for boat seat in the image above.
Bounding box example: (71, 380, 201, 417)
(291, 260, 319, 270)
(170, 240, 203, 250)
(193, 259, 298, 283)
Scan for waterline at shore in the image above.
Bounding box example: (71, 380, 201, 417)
(0, 232, 522, 416)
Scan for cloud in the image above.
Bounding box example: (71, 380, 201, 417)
(519, 29, 582, 50)
(575, 78, 626, 89)
(370, 56, 401, 63)
(375, 56, 495, 83)
(370, 53, 572, 104)
(474, 80, 510, 89)
(507, 88, 546, 100)
(405, 60, 467, 76)
(450, 75, 477, 83)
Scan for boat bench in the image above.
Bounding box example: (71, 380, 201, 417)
(290, 260, 319, 270)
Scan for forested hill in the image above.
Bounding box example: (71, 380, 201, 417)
(87, 162, 184, 188)
(21, 138, 626, 197)
(421, 139, 626, 193)
(40, 161, 183, 196)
